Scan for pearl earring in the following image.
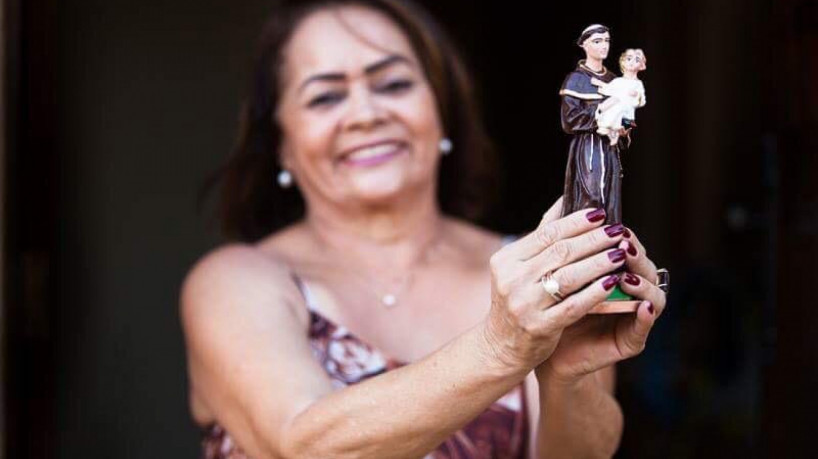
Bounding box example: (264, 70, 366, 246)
(277, 169, 293, 188)
(439, 137, 453, 155)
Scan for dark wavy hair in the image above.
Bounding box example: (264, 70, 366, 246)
(206, 0, 499, 242)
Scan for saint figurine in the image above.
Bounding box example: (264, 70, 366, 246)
(595, 49, 647, 146)
(559, 24, 625, 225)
(560, 25, 645, 312)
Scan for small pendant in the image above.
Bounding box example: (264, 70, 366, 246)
(381, 294, 397, 307)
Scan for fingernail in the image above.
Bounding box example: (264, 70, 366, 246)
(608, 249, 626, 263)
(624, 273, 641, 285)
(623, 227, 632, 238)
(646, 301, 655, 315)
(605, 224, 624, 237)
(626, 241, 638, 257)
(586, 209, 606, 223)
(603, 274, 620, 290)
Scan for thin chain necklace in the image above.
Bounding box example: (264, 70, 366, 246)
(347, 262, 416, 307)
(312, 224, 443, 308)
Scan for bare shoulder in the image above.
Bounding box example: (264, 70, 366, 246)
(179, 241, 308, 333)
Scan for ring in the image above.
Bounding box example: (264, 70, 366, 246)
(541, 271, 564, 302)
(656, 268, 669, 294)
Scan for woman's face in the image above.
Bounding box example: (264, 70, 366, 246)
(275, 6, 444, 210)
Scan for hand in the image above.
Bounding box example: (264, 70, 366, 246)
(481, 197, 630, 374)
(536, 228, 667, 385)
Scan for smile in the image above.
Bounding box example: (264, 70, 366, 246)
(340, 141, 408, 167)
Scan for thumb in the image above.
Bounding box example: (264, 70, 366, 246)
(619, 301, 655, 357)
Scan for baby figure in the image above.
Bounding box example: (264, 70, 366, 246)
(594, 49, 647, 145)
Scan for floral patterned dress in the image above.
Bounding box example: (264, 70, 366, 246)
(202, 274, 529, 459)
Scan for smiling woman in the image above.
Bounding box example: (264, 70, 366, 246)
(182, 1, 666, 458)
(208, 0, 498, 242)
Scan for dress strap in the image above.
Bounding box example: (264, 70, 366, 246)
(290, 273, 319, 312)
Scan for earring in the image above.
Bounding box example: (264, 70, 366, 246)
(439, 137, 453, 155)
(277, 169, 293, 188)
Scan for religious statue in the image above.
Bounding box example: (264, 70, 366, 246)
(558, 24, 647, 313)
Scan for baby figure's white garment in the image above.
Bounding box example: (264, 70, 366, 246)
(595, 77, 646, 136)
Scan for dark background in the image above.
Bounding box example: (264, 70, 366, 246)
(4, 0, 817, 457)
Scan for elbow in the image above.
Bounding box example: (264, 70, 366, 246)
(277, 414, 318, 459)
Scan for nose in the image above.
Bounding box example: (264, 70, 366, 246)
(344, 86, 386, 131)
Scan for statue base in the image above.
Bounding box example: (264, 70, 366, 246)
(589, 286, 639, 314)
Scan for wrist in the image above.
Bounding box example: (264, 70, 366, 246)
(535, 362, 595, 393)
(475, 319, 530, 380)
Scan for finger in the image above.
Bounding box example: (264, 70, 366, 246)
(539, 196, 564, 225)
(528, 223, 627, 276)
(543, 274, 620, 329)
(616, 300, 657, 358)
(506, 207, 608, 261)
(619, 238, 658, 284)
(542, 247, 626, 298)
(619, 272, 667, 317)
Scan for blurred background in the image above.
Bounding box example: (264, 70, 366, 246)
(3, 0, 816, 457)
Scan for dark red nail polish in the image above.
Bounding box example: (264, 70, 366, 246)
(603, 274, 620, 290)
(608, 249, 626, 263)
(605, 224, 624, 237)
(586, 209, 606, 223)
(626, 241, 638, 257)
(624, 273, 641, 285)
(646, 302, 655, 315)
(623, 227, 632, 238)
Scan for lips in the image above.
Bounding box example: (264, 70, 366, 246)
(339, 140, 407, 167)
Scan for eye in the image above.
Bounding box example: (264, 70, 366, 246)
(307, 91, 345, 108)
(377, 79, 414, 94)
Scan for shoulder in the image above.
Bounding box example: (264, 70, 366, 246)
(182, 243, 294, 297)
(180, 240, 308, 335)
(560, 70, 604, 101)
(560, 70, 591, 90)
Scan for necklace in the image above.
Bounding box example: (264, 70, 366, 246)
(312, 226, 443, 308)
(349, 265, 416, 307)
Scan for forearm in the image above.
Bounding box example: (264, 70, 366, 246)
(280, 321, 529, 459)
(534, 370, 623, 459)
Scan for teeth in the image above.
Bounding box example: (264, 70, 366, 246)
(347, 143, 399, 160)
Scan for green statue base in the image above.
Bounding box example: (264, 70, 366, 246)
(589, 286, 639, 314)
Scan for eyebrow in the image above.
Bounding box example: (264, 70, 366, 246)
(297, 54, 413, 94)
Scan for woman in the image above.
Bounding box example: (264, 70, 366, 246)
(181, 1, 667, 457)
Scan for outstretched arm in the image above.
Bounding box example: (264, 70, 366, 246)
(181, 246, 527, 459)
(181, 199, 631, 459)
